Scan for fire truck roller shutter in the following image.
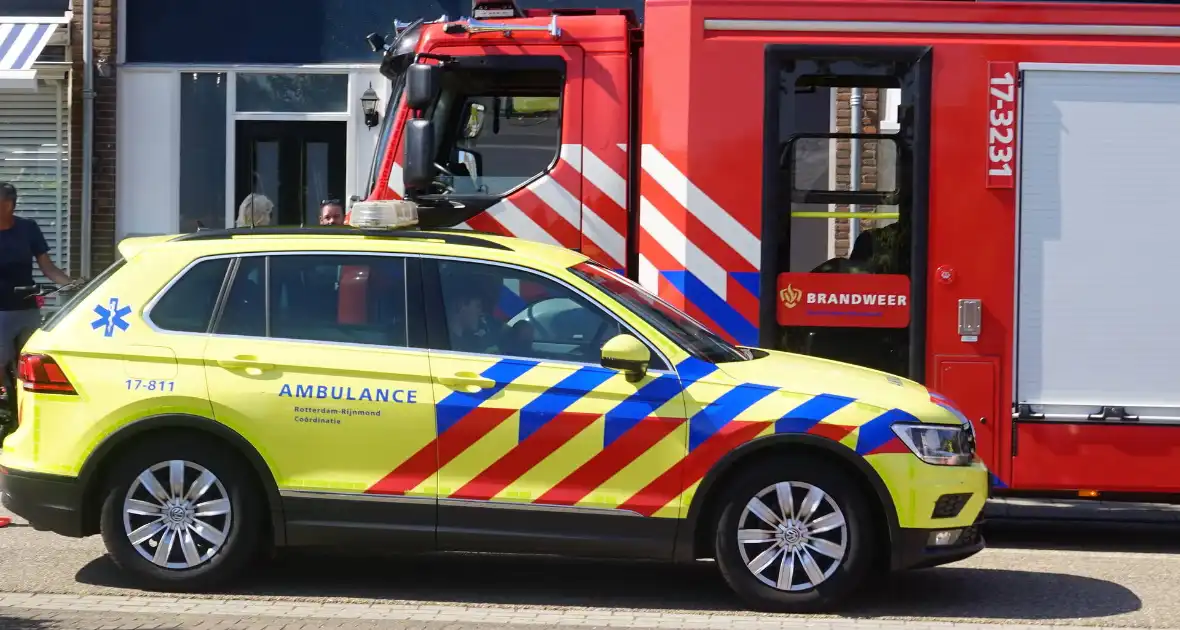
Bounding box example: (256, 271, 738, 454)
(1016, 64, 1180, 422)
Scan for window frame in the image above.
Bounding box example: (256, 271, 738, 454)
(417, 54, 569, 204)
(143, 250, 428, 350)
(420, 255, 673, 372)
(143, 255, 235, 334)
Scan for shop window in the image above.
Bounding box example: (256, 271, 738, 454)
(235, 73, 350, 113)
(147, 258, 231, 333)
(178, 73, 228, 232)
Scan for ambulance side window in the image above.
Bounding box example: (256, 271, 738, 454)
(213, 254, 411, 348)
(148, 257, 231, 334)
(430, 259, 664, 368)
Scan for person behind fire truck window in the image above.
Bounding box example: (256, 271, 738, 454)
(0, 182, 73, 417)
(320, 199, 345, 226)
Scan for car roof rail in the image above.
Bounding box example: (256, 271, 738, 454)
(170, 226, 514, 251)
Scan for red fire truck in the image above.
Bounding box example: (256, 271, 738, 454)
(361, 0, 1180, 504)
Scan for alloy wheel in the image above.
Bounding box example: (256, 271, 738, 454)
(735, 481, 849, 592)
(121, 460, 233, 570)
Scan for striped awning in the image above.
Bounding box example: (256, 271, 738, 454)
(0, 15, 69, 89)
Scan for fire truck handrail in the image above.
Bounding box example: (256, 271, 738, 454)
(448, 15, 562, 38)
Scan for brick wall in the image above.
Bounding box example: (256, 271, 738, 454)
(69, 0, 117, 277)
(832, 87, 882, 257)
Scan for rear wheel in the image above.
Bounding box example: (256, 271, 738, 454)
(714, 456, 875, 612)
(99, 435, 262, 591)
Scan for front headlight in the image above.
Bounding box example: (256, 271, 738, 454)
(891, 423, 974, 466)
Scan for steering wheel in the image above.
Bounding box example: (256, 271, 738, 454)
(428, 162, 456, 195)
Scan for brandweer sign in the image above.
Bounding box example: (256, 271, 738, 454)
(776, 272, 911, 328)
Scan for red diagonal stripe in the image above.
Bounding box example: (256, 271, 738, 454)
(808, 422, 857, 443)
(451, 411, 601, 501)
(619, 420, 772, 517)
(366, 406, 517, 495)
(536, 416, 685, 507)
(465, 210, 510, 236)
(868, 435, 910, 455)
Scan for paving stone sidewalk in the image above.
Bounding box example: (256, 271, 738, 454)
(1, 594, 1173, 630)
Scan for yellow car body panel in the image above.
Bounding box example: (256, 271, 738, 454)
(1, 229, 986, 573)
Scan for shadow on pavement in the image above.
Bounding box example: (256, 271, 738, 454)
(75, 550, 1141, 621)
(986, 519, 1180, 555)
(0, 614, 50, 629)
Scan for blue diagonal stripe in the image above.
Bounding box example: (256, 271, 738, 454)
(437, 359, 539, 434)
(660, 271, 758, 346)
(10, 24, 49, 70)
(774, 393, 856, 434)
(601, 357, 718, 447)
(0, 26, 21, 65)
(855, 408, 919, 455)
(688, 384, 778, 452)
(519, 366, 616, 441)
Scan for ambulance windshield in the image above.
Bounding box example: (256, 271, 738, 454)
(570, 262, 752, 363)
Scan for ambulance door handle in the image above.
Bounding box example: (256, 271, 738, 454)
(215, 356, 275, 375)
(438, 372, 496, 391)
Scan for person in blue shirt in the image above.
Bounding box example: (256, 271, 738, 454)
(0, 182, 73, 426)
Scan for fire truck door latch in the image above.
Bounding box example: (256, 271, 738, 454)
(957, 299, 982, 341)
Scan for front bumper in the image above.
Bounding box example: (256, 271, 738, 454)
(891, 520, 985, 571)
(0, 465, 87, 537)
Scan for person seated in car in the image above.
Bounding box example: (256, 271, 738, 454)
(448, 285, 500, 354)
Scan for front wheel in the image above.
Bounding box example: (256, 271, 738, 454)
(714, 456, 876, 613)
(99, 435, 263, 591)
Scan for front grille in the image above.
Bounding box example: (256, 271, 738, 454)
(932, 492, 973, 519)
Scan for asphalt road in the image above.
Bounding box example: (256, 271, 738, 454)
(3, 505, 1180, 629)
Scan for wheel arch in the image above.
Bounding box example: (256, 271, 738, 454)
(673, 433, 900, 564)
(76, 413, 286, 546)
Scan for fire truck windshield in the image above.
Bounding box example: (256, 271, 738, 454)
(570, 262, 752, 364)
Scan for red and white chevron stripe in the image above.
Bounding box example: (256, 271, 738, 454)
(442, 144, 628, 270)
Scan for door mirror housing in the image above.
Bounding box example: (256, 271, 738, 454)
(600, 334, 650, 383)
(403, 118, 436, 193)
(405, 63, 440, 111)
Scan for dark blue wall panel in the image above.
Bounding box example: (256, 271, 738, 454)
(125, 0, 645, 64)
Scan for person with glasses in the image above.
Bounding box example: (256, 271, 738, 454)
(320, 199, 346, 226)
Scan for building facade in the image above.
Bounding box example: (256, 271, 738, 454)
(1, 0, 94, 297)
(0, 0, 890, 293)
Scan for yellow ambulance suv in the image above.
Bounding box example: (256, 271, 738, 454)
(0, 204, 986, 612)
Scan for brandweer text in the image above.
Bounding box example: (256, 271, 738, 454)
(806, 292, 907, 307)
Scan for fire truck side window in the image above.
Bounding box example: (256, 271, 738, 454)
(427, 64, 564, 197)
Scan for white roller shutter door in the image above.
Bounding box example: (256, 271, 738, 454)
(1016, 66, 1180, 420)
(0, 78, 70, 307)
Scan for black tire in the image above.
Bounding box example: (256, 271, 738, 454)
(98, 434, 263, 592)
(714, 455, 875, 613)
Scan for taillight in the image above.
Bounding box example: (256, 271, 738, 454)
(18, 353, 77, 395)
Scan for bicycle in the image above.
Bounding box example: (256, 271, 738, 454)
(0, 280, 86, 444)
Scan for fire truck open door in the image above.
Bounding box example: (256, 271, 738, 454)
(759, 46, 933, 382)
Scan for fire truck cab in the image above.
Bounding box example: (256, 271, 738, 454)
(365, 0, 1180, 503)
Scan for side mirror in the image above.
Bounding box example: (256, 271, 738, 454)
(600, 334, 650, 383)
(403, 119, 436, 192)
(405, 63, 440, 111)
(463, 103, 486, 138)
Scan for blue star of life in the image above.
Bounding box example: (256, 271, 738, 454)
(92, 297, 131, 337)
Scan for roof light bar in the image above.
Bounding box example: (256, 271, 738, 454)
(348, 200, 420, 230)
